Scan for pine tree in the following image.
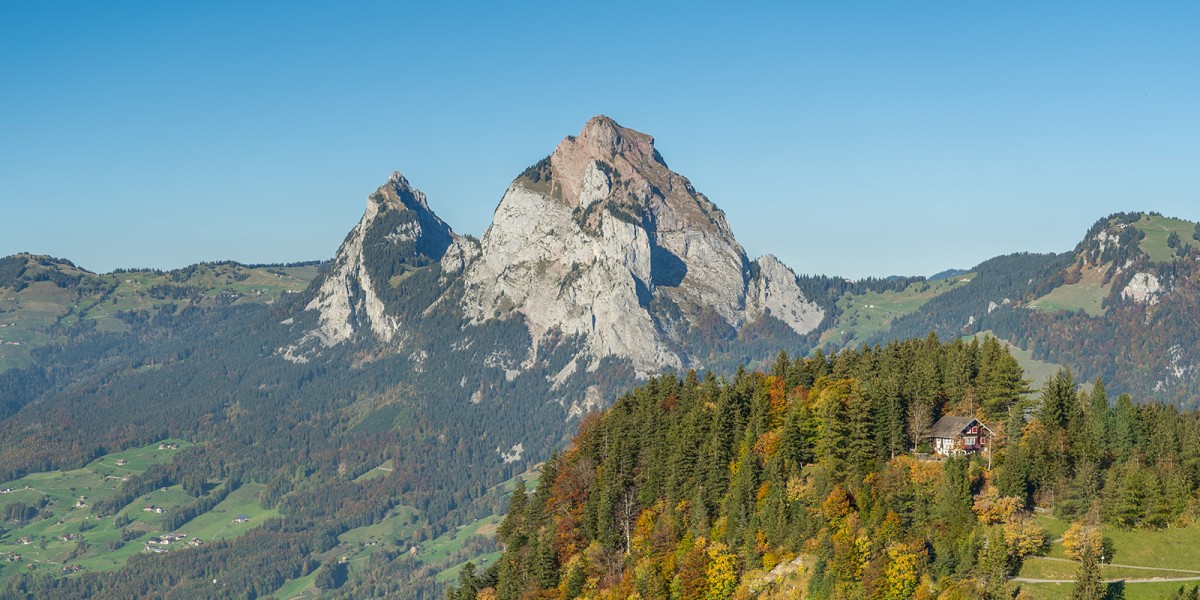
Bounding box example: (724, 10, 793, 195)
(497, 480, 528, 549)
(497, 556, 524, 600)
(1112, 394, 1142, 462)
(530, 535, 559, 588)
(1113, 460, 1148, 528)
(981, 349, 1030, 422)
(935, 457, 974, 531)
(1072, 543, 1106, 600)
(1039, 369, 1076, 431)
(1088, 378, 1111, 459)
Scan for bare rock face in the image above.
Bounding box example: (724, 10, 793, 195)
(1122, 272, 1163, 305)
(291, 116, 823, 377)
(748, 255, 826, 335)
(461, 116, 823, 373)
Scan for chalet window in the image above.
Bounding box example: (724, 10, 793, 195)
(964, 436, 976, 446)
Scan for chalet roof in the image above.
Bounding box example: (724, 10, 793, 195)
(929, 416, 978, 439)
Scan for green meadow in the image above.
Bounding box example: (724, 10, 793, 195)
(0, 440, 278, 584)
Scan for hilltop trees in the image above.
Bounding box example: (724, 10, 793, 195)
(451, 338, 1200, 599)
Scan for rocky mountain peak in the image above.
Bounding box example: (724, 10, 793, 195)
(565, 115, 658, 171)
(289, 172, 460, 355)
(461, 116, 824, 373)
(289, 117, 824, 377)
(536, 116, 728, 238)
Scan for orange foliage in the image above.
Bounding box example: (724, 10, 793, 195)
(821, 485, 854, 523)
(766, 375, 789, 426)
(754, 430, 781, 461)
(756, 481, 771, 503)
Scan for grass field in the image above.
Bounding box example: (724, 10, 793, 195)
(429, 470, 541, 582)
(819, 276, 972, 350)
(1014, 514, 1200, 598)
(272, 571, 319, 599)
(1029, 262, 1110, 318)
(428, 515, 504, 583)
(1030, 281, 1108, 317)
(1018, 580, 1200, 600)
(338, 504, 420, 557)
(0, 281, 80, 370)
(352, 459, 395, 482)
(1133, 214, 1196, 264)
(1019, 557, 1192, 580)
(0, 440, 278, 585)
(267, 503, 422, 598)
(180, 483, 279, 542)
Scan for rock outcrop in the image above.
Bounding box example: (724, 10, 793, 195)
(460, 116, 823, 373)
(295, 116, 823, 375)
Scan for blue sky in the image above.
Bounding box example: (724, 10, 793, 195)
(2, 2, 1198, 278)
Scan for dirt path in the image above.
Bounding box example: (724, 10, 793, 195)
(1012, 575, 1200, 584)
(1029, 555, 1200, 575)
(1013, 555, 1200, 584)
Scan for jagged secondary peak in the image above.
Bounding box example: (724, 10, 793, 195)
(292, 171, 463, 353)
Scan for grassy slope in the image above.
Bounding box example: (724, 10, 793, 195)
(78, 264, 316, 333)
(0, 440, 190, 581)
(0, 441, 278, 585)
(181, 483, 279, 542)
(0, 282, 78, 370)
(819, 276, 972, 350)
(1029, 282, 1107, 317)
(1015, 515, 1200, 598)
(268, 504, 423, 599)
(1133, 214, 1196, 263)
(269, 469, 541, 596)
(432, 469, 540, 583)
(352, 459, 394, 483)
(430, 516, 504, 583)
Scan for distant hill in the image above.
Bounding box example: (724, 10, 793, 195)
(929, 267, 968, 281)
(0, 254, 318, 372)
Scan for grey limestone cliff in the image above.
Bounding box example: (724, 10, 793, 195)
(293, 116, 823, 375)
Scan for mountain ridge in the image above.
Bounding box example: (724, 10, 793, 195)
(292, 115, 824, 376)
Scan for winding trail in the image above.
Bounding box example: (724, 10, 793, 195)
(1012, 556, 1200, 584)
(1012, 575, 1200, 584)
(1030, 555, 1200, 575)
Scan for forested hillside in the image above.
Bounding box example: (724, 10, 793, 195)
(451, 338, 1200, 599)
(5, 208, 1200, 598)
(817, 213, 1200, 409)
(0, 253, 318, 372)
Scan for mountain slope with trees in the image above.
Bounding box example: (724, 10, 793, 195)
(453, 341, 1200, 599)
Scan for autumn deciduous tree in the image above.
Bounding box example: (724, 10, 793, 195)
(881, 544, 923, 600)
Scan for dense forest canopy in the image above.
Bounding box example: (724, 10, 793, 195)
(451, 337, 1200, 599)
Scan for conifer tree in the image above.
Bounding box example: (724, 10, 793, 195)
(1088, 378, 1111, 459)
(1039, 369, 1077, 431)
(1112, 394, 1141, 462)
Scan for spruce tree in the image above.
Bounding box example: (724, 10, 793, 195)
(1112, 394, 1141, 462)
(1039, 369, 1076, 430)
(1089, 378, 1111, 459)
(1072, 543, 1106, 600)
